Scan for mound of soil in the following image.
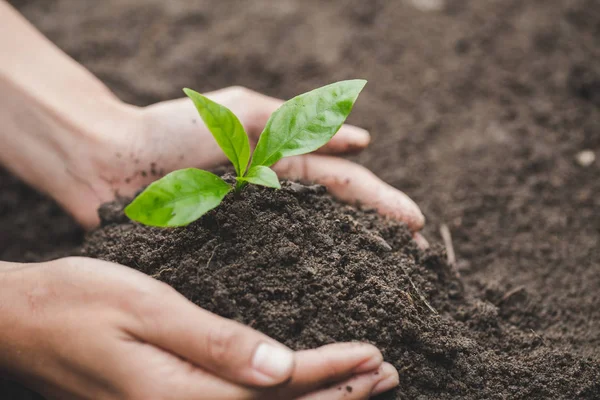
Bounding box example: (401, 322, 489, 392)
(77, 181, 599, 399)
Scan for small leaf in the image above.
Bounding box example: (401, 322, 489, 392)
(250, 80, 367, 168)
(184, 88, 250, 177)
(238, 165, 281, 189)
(125, 169, 231, 227)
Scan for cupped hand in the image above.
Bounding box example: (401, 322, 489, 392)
(0, 257, 398, 400)
(72, 86, 425, 244)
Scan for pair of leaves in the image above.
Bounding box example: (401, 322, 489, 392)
(125, 80, 366, 227)
(183, 88, 283, 190)
(124, 165, 279, 227)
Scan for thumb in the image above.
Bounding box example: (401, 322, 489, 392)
(128, 283, 295, 388)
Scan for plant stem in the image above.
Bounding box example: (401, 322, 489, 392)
(234, 180, 247, 192)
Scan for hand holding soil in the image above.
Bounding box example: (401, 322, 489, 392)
(134, 86, 426, 235)
(46, 84, 425, 237)
(0, 258, 398, 399)
(0, 1, 425, 234)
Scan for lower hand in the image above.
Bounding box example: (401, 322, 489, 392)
(0, 257, 399, 399)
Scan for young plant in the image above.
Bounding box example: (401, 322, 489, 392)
(125, 80, 367, 227)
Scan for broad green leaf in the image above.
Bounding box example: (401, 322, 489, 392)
(183, 88, 250, 177)
(237, 165, 281, 189)
(125, 169, 231, 227)
(250, 80, 367, 168)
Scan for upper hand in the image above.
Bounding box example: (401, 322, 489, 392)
(68, 86, 425, 243)
(0, 257, 399, 400)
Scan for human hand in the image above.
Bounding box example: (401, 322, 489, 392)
(0, 3, 425, 244)
(0, 257, 399, 399)
(69, 86, 426, 245)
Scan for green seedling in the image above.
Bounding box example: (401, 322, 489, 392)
(125, 80, 367, 227)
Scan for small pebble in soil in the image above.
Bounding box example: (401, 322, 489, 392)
(408, 0, 445, 12)
(575, 150, 596, 167)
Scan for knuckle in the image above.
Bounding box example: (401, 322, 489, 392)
(274, 156, 307, 181)
(228, 85, 252, 100)
(128, 281, 176, 328)
(205, 320, 243, 365)
(154, 279, 180, 297)
(223, 86, 265, 135)
(311, 346, 344, 381)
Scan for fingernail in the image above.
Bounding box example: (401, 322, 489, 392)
(371, 363, 400, 396)
(252, 343, 295, 384)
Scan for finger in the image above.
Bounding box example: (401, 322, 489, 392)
(413, 232, 430, 250)
(315, 125, 371, 155)
(169, 369, 254, 400)
(297, 363, 399, 400)
(274, 154, 425, 232)
(115, 339, 257, 400)
(225, 87, 371, 154)
(274, 342, 383, 397)
(128, 285, 295, 388)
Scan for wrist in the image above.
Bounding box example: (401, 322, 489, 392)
(52, 96, 143, 226)
(55, 98, 143, 228)
(0, 2, 144, 227)
(3, 85, 141, 226)
(0, 72, 142, 227)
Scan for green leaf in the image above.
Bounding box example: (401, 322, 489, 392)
(183, 88, 250, 177)
(125, 169, 231, 227)
(250, 79, 366, 168)
(237, 165, 281, 189)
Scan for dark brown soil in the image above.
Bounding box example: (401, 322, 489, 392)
(2, 0, 600, 398)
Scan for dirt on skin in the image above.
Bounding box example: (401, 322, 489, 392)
(2, 0, 600, 398)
